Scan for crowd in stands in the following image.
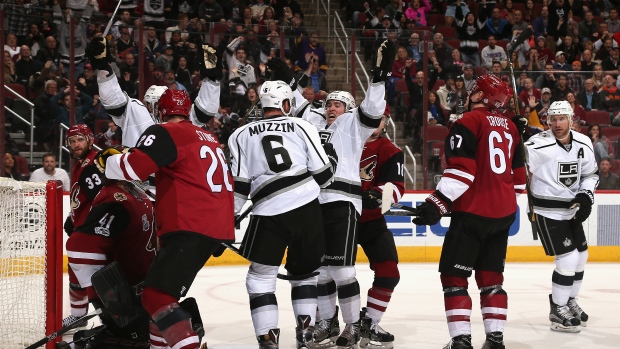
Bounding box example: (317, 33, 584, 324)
(4, 0, 620, 187)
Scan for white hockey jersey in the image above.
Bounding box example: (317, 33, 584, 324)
(525, 130, 599, 220)
(293, 82, 386, 213)
(228, 116, 334, 216)
(189, 78, 221, 127)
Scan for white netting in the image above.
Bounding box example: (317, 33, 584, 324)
(0, 178, 49, 348)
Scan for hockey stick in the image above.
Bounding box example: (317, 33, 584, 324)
(236, 204, 253, 227)
(380, 182, 394, 214)
(506, 28, 537, 239)
(55, 325, 108, 349)
(102, 0, 123, 38)
(25, 308, 103, 349)
(221, 243, 319, 280)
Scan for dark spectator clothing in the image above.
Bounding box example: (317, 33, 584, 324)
(175, 67, 194, 93)
(50, 91, 93, 127)
(198, 0, 224, 22)
(600, 85, 620, 113)
(483, 17, 512, 40)
(433, 43, 454, 70)
(35, 47, 61, 64)
(567, 73, 585, 94)
(455, 5, 486, 57)
(274, 0, 303, 19)
(551, 86, 574, 102)
(297, 71, 327, 93)
(15, 58, 43, 86)
(5, 0, 33, 38)
(76, 74, 99, 98)
(577, 90, 603, 111)
(601, 57, 620, 78)
(533, 16, 549, 39)
(547, 0, 572, 40)
(33, 91, 59, 144)
(598, 172, 620, 189)
(296, 38, 328, 74)
(557, 43, 581, 64)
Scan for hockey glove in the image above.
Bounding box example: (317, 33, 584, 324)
(570, 191, 593, 223)
(511, 115, 528, 135)
(266, 57, 298, 90)
(323, 142, 338, 174)
(371, 39, 396, 83)
(412, 190, 452, 226)
(64, 216, 74, 237)
(198, 42, 222, 81)
(85, 37, 112, 72)
(94, 145, 131, 175)
(362, 189, 382, 210)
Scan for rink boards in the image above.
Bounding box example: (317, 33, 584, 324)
(57, 191, 620, 266)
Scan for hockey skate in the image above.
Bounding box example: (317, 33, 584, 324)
(314, 306, 340, 348)
(567, 297, 589, 327)
(258, 328, 280, 349)
(480, 332, 505, 349)
(442, 334, 473, 349)
(359, 308, 394, 349)
(335, 320, 361, 349)
(549, 294, 581, 333)
(296, 315, 315, 348)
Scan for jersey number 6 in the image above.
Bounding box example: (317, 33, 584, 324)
(262, 135, 292, 173)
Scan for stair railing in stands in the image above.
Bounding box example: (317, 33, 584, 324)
(4, 85, 36, 165)
(316, 0, 331, 37)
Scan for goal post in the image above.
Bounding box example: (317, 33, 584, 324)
(0, 178, 63, 349)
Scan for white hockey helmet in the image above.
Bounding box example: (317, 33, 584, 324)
(260, 80, 295, 116)
(144, 85, 169, 123)
(547, 100, 574, 124)
(324, 91, 356, 112)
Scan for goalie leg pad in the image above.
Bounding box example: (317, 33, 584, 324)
(91, 262, 140, 328)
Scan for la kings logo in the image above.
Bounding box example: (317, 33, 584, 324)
(557, 161, 579, 188)
(318, 130, 334, 145)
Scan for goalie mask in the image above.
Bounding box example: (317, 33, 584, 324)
(324, 91, 356, 113)
(144, 85, 169, 123)
(260, 80, 295, 116)
(468, 74, 511, 110)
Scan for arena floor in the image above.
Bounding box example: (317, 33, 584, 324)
(63, 263, 620, 348)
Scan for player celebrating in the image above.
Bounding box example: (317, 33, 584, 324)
(358, 107, 405, 349)
(90, 35, 235, 349)
(64, 124, 104, 329)
(228, 80, 335, 349)
(65, 161, 159, 347)
(266, 39, 394, 349)
(412, 75, 526, 349)
(525, 101, 598, 333)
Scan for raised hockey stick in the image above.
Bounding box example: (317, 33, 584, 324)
(25, 308, 103, 349)
(102, 0, 123, 38)
(506, 28, 537, 239)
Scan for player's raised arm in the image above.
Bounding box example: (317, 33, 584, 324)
(191, 42, 224, 127)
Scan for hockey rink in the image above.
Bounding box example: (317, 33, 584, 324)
(62, 263, 620, 348)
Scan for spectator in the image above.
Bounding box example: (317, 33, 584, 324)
(442, 48, 466, 79)
(14, 45, 42, 85)
(589, 125, 615, 164)
(3, 51, 17, 83)
(567, 61, 585, 94)
(4, 33, 20, 58)
(3, 153, 22, 180)
(5, 1, 31, 43)
(519, 77, 541, 108)
(297, 53, 327, 96)
(118, 52, 139, 82)
(490, 60, 509, 83)
(405, 62, 440, 138)
(231, 83, 262, 121)
(25, 22, 45, 57)
(455, 6, 485, 67)
(453, 76, 468, 114)
(445, 0, 470, 27)
(164, 70, 187, 91)
(547, 0, 571, 52)
(557, 35, 580, 64)
(55, 2, 93, 81)
(580, 49, 596, 73)
(460, 63, 476, 90)
(165, 13, 190, 44)
(236, 6, 259, 34)
(257, 7, 277, 37)
(606, 8, 620, 34)
(33, 80, 59, 150)
(155, 45, 174, 71)
(535, 87, 553, 124)
(50, 86, 93, 127)
(535, 35, 554, 64)
(30, 60, 67, 98)
(35, 36, 61, 64)
(599, 74, 620, 117)
(597, 157, 620, 189)
(553, 51, 572, 71)
(95, 120, 122, 149)
(274, 0, 303, 20)
(110, 10, 133, 41)
(226, 37, 257, 96)
(526, 47, 544, 80)
(578, 10, 599, 43)
(417, 48, 442, 77)
(535, 62, 557, 90)
(302, 85, 324, 108)
(594, 33, 615, 62)
(601, 46, 620, 78)
(143, 0, 166, 30)
(566, 91, 587, 125)
(76, 63, 98, 98)
(175, 56, 194, 93)
(199, 0, 225, 22)
(523, 0, 538, 24)
(481, 35, 508, 69)
(145, 26, 163, 57)
(483, 7, 512, 40)
(437, 75, 457, 111)
(405, 0, 432, 26)
(500, 0, 516, 22)
(115, 24, 137, 54)
(551, 73, 574, 101)
(241, 29, 261, 65)
(29, 153, 70, 191)
(512, 10, 528, 32)
(592, 64, 605, 90)
(39, 8, 59, 39)
(417, 91, 445, 126)
(577, 78, 603, 111)
(296, 32, 328, 74)
(533, 6, 549, 39)
(432, 33, 454, 69)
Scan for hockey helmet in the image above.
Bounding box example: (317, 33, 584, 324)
(144, 85, 168, 123)
(65, 124, 94, 145)
(157, 89, 191, 120)
(324, 91, 356, 112)
(468, 74, 512, 110)
(259, 80, 295, 116)
(547, 100, 574, 124)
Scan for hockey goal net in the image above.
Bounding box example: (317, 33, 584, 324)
(0, 178, 63, 349)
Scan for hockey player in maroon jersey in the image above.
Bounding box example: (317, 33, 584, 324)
(412, 74, 527, 349)
(65, 164, 160, 348)
(89, 37, 234, 349)
(358, 107, 405, 349)
(64, 124, 103, 329)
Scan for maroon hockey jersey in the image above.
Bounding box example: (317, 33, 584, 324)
(440, 107, 526, 218)
(67, 183, 156, 299)
(69, 148, 104, 227)
(106, 120, 235, 240)
(360, 137, 405, 222)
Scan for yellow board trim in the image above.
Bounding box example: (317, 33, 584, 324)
(50, 246, 620, 272)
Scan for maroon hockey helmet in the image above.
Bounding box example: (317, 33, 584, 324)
(158, 89, 191, 119)
(468, 74, 512, 110)
(65, 124, 94, 144)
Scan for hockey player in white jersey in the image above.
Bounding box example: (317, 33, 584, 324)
(228, 80, 336, 349)
(267, 39, 395, 349)
(525, 101, 599, 334)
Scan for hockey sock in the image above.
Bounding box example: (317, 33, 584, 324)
(441, 273, 472, 337)
(336, 280, 361, 324)
(149, 322, 169, 349)
(476, 271, 507, 335)
(552, 250, 579, 306)
(317, 267, 338, 320)
(246, 262, 279, 336)
(290, 276, 319, 326)
(570, 250, 588, 298)
(69, 283, 88, 317)
(366, 261, 400, 323)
